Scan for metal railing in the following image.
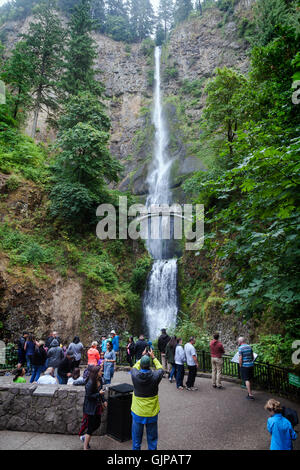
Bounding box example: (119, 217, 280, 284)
(2, 345, 299, 400)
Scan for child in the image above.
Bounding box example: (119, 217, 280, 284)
(97, 352, 105, 367)
(265, 399, 298, 450)
(13, 368, 26, 383)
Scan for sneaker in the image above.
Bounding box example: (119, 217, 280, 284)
(212, 384, 217, 388)
(191, 387, 198, 391)
(246, 394, 255, 400)
(80, 435, 91, 449)
(186, 387, 192, 391)
(217, 386, 225, 389)
(177, 386, 184, 390)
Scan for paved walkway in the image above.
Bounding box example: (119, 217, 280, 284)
(0, 371, 299, 450)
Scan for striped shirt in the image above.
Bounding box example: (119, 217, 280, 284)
(238, 344, 254, 367)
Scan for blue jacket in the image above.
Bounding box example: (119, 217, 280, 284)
(267, 413, 297, 450)
(111, 335, 119, 352)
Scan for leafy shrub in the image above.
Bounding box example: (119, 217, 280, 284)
(0, 224, 56, 266)
(131, 256, 152, 293)
(163, 66, 179, 82)
(5, 174, 21, 191)
(77, 253, 118, 288)
(181, 79, 204, 98)
(140, 38, 155, 57)
(0, 124, 47, 182)
(173, 314, 211, 351)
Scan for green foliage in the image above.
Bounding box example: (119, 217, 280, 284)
(253, 0, 299, 47)
(50, 92, 122, 226)
(217, 0, 238, 14)
(140, 38, 155, 57)
(0, 124, 48, 182)
(181, 78, 204, 98)
(163, 66, 179, 83)
(1, 41, 34, 122)
(252, 332, 296, 367)
(77, 252, 118, 287)
(147, 69, 154, 87)
(21, 0, 65, 137)
(0, 224, 56, 267)
(174, 314, 211, 351)
(174, 0, 193, 24)
(61, 0, 103, 97)
(182, 6, 300, 366)
(131, 255, 152, 293)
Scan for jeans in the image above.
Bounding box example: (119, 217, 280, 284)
(26, 355, 33, 373)
(176, 364, 184, 388)
(30, 365, 43, 383)
(186, 365, 197, 388)
(168, 363, 177, 380)
(57, 374, 67, 384)
(132, 418, 158, 450)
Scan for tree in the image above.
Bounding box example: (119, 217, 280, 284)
(174, 0, 193, 24)
(61, 0, 103, 97)
(105, 0, 132, 41)
(1, 41, 34, 121)
(129, 0, 155, 42)
(253, 0, 298, 46)
(91, 0, 106, 33)
(50, 92, 122, 225)
(21, 1, 65, 138)
(202, 67, 247, 157)
(158, 0, 174, 40)
(155, 22, 165, 46)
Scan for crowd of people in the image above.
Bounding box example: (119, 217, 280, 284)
(11, 327, 298, 451)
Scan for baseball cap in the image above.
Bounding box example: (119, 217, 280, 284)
(140, 355, 150, 369)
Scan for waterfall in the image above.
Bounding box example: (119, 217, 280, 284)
(143, 46, 178, 341)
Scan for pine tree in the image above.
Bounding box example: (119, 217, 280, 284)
(21, 0, 65, 138)
(174, 0, 193, 24)
(61, 0, 103, 97)
(155, 22, 165, 46)
(158, 0, 174, 41)
(129, 0, 155, 42)
(105, 0, 132, 41)
(91, 0, 106, 33)
(1, 41, 34, 121)
(50, 92, 122, 225)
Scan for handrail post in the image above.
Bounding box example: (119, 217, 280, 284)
(202, 350, 206, 373)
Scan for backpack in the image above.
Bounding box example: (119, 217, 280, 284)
(282, 406, 299, 428)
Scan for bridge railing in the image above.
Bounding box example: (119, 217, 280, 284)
(1, 345, 299, 400)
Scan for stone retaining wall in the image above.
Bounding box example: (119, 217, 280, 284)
(0, 383, 107, 435)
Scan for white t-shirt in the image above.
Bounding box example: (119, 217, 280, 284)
(37, 375, 57, 384)
(184, 343, 197, 366)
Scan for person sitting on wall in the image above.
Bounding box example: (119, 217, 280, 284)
(37, 367, 57, 384)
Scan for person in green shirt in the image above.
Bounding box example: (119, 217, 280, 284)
(13, 368, 26, 383)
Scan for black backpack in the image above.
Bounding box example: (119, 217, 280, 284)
(282, 406, 299, 428)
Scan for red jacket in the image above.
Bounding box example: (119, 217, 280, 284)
(210, 340, 225, 358)
(87, 347, 100, 365)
